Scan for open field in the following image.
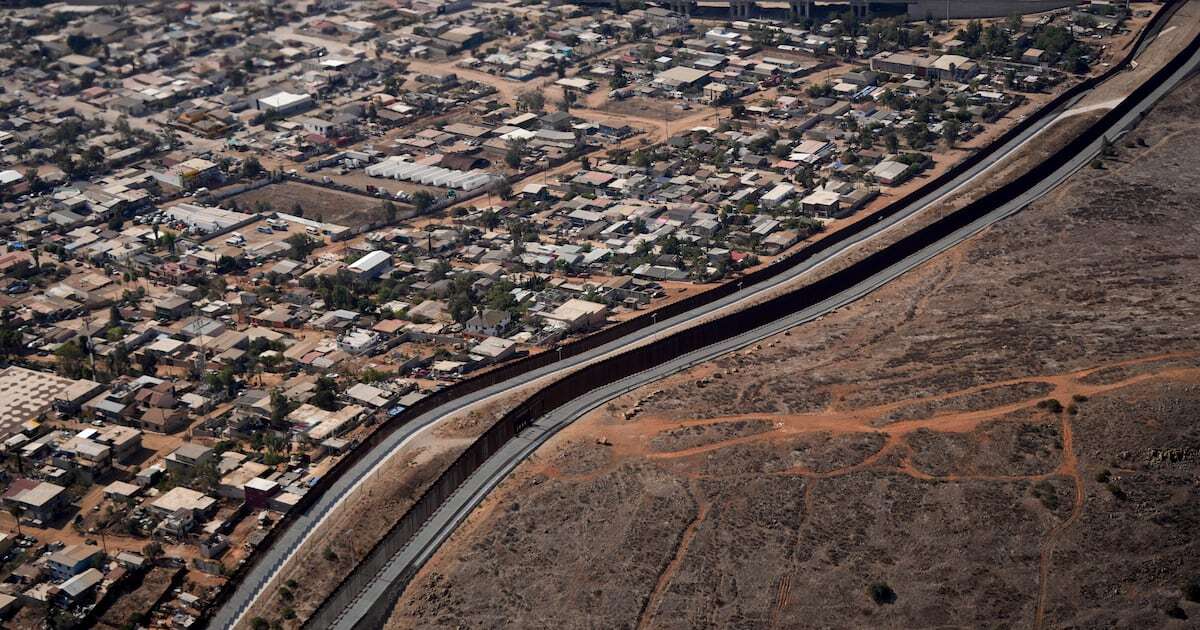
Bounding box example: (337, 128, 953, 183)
(227, 181, 383, 228)
(385, 69, 1200, 630)
(596, 97, 714, 121)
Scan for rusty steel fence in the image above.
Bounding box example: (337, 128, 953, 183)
(204, 3, 1186, 627)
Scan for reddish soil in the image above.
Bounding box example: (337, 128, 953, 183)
(386, 67, 1200, 630)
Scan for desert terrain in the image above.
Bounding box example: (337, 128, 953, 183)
(386, 71, 1200, 629)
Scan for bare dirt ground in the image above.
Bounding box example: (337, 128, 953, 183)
(386, 68, 1200, 630)
(596, 97, 707, 121)
(227, 181, 381, 227)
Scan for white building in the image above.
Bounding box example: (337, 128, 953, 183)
(760, 183, 796, 208)
(348, 250, 392, 279)
(542, 299, 608, 332)
(256, 91, 314, 115)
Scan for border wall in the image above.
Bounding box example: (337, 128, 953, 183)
(206, 1, 1185, 627)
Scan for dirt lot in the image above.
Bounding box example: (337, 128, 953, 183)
(227, 181, 384, 228)
(97, 567, 182, 629)
(386, 68, 1200, 630)
(597, 97, 712, 121)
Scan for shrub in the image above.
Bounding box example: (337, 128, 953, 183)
(1036, 398, 1064, 413)
(1033, 480, 1060, 511)
(870, 582, 897, 605)
(250, 618, 270, 630)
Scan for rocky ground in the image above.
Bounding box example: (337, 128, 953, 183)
(385, 68, 1200, 630)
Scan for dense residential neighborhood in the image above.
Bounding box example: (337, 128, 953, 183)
(0, 0, 1149, 627)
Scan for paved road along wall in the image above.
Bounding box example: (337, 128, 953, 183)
(296, 3, 1190, 628)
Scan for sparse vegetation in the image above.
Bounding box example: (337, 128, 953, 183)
(1032, 480, 1060, 510)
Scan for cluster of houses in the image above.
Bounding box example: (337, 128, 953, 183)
(0, 0, 1135, 625)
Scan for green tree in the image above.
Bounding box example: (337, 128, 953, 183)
(206, 366, 239, 397)
(241, 157, 264, 178)
(285, 233, 319, 260)
(379, 201, 398, 224)
(161, 230, 178, 255)
(107, 342, 130, 379)
(55, 340, 86, 378)
(411, 191, 436, 212)
(216, 255, 240, 274)
(450, 295, 475, 324)
(516, 90, 545, 112)
(0, 315, 23, 360)
(942, 119, 961, 147)
(270, 389, 291, 425)
(66, 33, 93, 54)
(504, 139, 525, 169)
(312, 376, 339, 411)
(138, 351, 158, 375)
(143, 541, 164, 559)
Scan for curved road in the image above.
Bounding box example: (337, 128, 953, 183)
(322, 30, 1200, 630)
(213, 25, 1188, 630)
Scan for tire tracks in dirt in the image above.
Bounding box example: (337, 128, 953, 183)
(1032, 403, 1086, 630)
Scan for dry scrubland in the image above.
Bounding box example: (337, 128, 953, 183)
(387, 75, 1200, 629)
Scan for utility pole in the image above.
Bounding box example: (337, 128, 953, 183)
(82, 314, 97, 377)
(194, 305, 208, 379)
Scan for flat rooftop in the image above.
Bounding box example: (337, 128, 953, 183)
(0, 367, 95, 441)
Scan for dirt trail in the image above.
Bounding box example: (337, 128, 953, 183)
(599, 354, 1200, 481)
(595, 354, 1199, 628)
(1033, 396, 1086, 630)
(635, 481, 710, 630)
(543, 354, 1200, 629)
(388, 54, 1200, 628)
